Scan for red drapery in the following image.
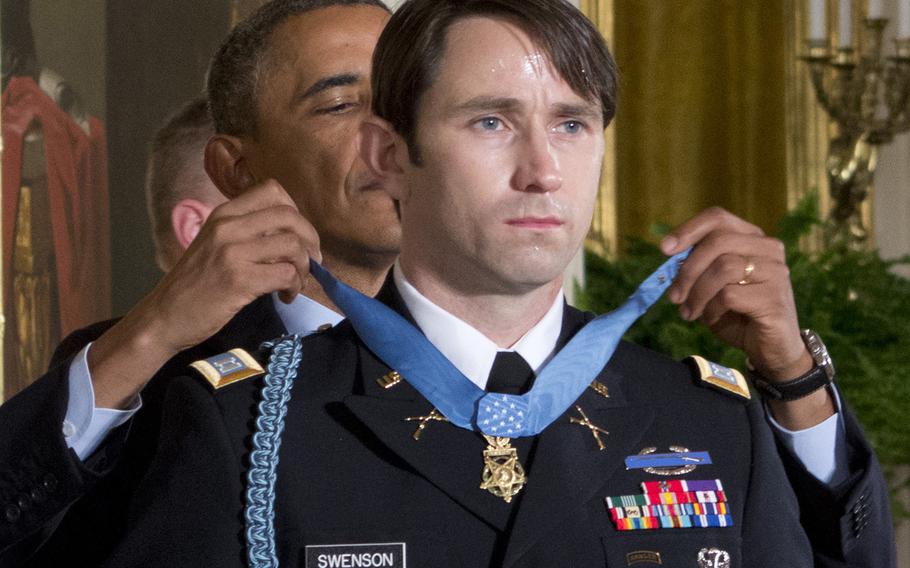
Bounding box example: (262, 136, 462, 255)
(2, 75, 111, 336)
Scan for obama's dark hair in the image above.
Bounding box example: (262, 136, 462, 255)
(208, 0, 389, 137)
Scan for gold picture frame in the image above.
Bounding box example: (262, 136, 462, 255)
(580, 0, 618, 259)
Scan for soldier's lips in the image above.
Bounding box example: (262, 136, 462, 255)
(505, 217, 564, 229)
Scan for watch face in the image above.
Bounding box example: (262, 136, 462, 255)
(801, 329, 835, 379)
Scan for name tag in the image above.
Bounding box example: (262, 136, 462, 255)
(305, 543, 406, 568)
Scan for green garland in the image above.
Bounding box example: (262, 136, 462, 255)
(578, 195, 910, 517)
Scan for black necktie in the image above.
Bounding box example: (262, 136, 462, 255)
(486, 351, 536, 395)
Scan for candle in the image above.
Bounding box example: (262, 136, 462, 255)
(869, 0, 885, 19)
(809, 0, 827, 40)
(839, 0, 853, 46)
(900, 0, 910, 37)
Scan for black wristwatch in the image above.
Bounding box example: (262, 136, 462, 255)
(750, 329, 835, 401)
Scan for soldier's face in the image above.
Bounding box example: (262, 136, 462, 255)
(246, 6, 400, 267)
(394, 17, 604, 295)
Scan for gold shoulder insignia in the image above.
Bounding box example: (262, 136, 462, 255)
(191, 348, 265, 390)
(687, 355, 751, 401)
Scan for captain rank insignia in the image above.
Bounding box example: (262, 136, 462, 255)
(191, 348, 265, 389)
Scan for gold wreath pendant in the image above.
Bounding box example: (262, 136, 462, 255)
(479, 435, 527, 503)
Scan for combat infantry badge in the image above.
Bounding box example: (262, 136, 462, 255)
(480, 435, 527, 503)
(629, 446, 709, 476)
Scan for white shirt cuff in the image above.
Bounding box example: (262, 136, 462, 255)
(64, 343, 142, 460)
(765, 387, 848, 486)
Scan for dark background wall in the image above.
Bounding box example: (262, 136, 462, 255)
(31, 0, 107, 120)
(106, 2, 230, 315)
(29, 2, 276, 316)
(2, 1, 247, 400)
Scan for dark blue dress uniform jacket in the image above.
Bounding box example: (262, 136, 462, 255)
(0, 300, 286, 567)
(0, 285, 896, 567)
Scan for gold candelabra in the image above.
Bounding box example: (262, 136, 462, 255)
(802, 19, 910, 246)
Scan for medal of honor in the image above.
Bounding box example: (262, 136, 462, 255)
(479, 435, 527, 503)
(242, 252, 689, 558)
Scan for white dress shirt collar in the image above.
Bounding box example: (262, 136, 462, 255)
(392, 261, 564, 389)
(271, 292, 344, 335)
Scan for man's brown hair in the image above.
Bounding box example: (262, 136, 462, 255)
(371, 0, 618, 164)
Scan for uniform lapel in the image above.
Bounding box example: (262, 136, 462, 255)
(500, 314, 657, 567)
(344, 346, 516, 531)
(340, 286, 655, 543)
(341, 277, 515, 530)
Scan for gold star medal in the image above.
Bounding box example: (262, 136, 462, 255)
(479, 435, 527, 503)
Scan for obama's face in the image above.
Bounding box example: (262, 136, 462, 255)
(245, 5, 400, 267)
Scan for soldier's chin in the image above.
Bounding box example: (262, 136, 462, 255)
(495, 260, 569, 292)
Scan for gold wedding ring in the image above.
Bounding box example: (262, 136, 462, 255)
(738, 259, 755, 285)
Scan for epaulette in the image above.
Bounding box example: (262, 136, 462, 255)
(687, 355, 751, 401)
(191, 348, 265, 390)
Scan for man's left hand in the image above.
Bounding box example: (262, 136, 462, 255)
(661, 207, 834, 429)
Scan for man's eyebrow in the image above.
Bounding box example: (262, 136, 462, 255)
(452, 96, 523, 114)
(297, 72, 362, 101)
(452, 97, 602, 122)
(552, 102, 603, 122)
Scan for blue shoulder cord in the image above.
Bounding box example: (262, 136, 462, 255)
(245, 335, 304, 568)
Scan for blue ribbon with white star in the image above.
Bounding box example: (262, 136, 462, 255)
(309, 249, 690, 438)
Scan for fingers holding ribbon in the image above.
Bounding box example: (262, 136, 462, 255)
(661, 208, 831, 423)
(678, 254, 789, 324)
(667, 230, 788, 321)
(698, 260, 792, 328)
(660, 207, 806, 370)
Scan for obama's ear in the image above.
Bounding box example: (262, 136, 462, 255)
(204, 134, 257, 199)
(360, 117, 410, 202)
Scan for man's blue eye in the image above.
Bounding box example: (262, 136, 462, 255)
(479, 117, 502, 130)
(561, 120, 582, 134)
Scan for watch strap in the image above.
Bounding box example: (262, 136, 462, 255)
(750, 363, 834, 401)
(750, 329, 836, 401)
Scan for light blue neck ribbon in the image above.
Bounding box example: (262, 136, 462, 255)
(244, 249, 690, 567)
(309, 249, 689, 438)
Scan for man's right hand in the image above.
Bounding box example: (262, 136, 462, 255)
(88, 180, 320, 409)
